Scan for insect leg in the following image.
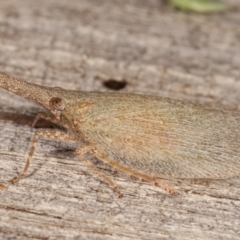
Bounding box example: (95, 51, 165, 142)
(9, 130, 76, 184)
(92, 148, 175, 194)
(75, 146, 122, 197)
(32, 112, 69, 129)
(32, 112, 56, 127)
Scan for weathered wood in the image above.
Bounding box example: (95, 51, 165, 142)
(0, 0, 240, 239)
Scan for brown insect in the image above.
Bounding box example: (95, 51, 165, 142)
(0, 71, 240, 197)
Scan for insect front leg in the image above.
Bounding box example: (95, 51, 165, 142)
(75, 145, 123, 197)
(9, 130, 77, 185)
(32, 112, 58, 127)
(32, 112, 69, 129)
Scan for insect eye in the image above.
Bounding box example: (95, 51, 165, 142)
(49, 97, 65, 111)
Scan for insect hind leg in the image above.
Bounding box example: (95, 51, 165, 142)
(75, 145, 123, 197)
(92, 148, 176, 194)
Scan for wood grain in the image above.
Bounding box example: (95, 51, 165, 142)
(0, 0, 240, 239)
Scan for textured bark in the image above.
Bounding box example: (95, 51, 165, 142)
(0, 0, 240, 239)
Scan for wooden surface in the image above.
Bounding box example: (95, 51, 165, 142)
(0, 0, 240, 239)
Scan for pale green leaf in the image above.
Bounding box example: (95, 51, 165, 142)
(171, 0, 226, 13)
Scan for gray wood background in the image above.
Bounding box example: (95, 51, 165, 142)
(0, 0, 240, 239)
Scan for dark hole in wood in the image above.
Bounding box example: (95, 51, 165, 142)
(103, 79, 127, 90)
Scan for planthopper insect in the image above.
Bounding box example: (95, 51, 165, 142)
(0, 71, 240, 197)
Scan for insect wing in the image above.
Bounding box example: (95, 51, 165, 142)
(78, 95, 240, 179)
